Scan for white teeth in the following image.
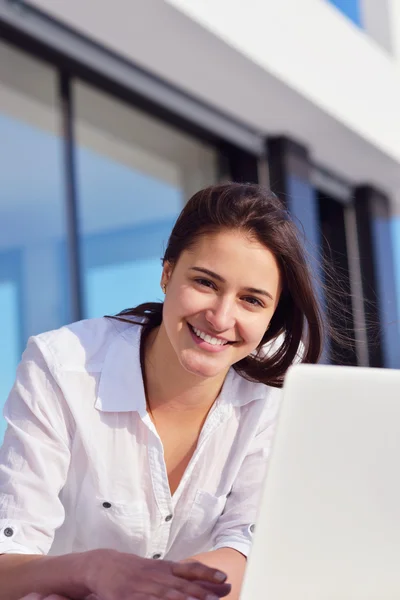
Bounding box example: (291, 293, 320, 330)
(192, 326, 227, 346)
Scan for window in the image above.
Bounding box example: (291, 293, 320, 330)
(318, 192, 358, 365)
(327, 0, 362, 27)
(392, 218, 400, 338)
(0, 44, 225, 440)
(0, 42, 72, 439)
(74, 81, 220, 318)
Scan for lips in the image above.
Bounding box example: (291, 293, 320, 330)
(188, 324, 234, 345)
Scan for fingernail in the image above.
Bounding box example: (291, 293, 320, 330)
(206, 595, 219, 600)
(213, 570, 227, 582)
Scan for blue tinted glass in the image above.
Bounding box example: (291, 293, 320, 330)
(77, 146, 182, 316)
(372, 216, 400, 368)
(391, 217, 400, 339)
(327, 0, 362, 26)
(75, 82, 218, 319)
(287, 175, 331, 362)
(0, 43, 71, 440)
(0, 279, 20, 439)
(288, 175, 321, 258)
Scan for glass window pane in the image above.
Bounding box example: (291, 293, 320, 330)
(74, 81, 220, 318)
(0, 41, 72, 439)
(393, 217, 400, 338)
(327, 0, 362, 27)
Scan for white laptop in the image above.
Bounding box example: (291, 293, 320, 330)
(241, 364, 400, 600)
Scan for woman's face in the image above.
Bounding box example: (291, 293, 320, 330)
(160, 229, 282, 380)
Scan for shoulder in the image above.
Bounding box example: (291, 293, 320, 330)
(229, 369, 282, 424)
(28, 317, 141, 372)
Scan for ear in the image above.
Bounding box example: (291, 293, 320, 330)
(160, 261, 174, 289)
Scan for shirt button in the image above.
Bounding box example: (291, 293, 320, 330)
(4, 527, 14, 537)
(102, 502, 112, 509)
(152, 553, 162, 560)
(165, 514, 173, 522)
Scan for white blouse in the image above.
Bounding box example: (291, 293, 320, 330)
(0, 318, 280, 561)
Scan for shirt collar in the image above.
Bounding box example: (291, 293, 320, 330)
(95, 322, 147, 414)
(220, 368, 268, 407)
(95, 322, 268, 413)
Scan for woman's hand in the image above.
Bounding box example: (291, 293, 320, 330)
(15, 551, 231, 600)
(82, 549, 231, 600)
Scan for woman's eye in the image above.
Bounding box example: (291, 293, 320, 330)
(243, 296, 264, 307)
(195, 278, 216, 289)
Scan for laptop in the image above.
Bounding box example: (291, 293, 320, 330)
(241, 364, 400, 600)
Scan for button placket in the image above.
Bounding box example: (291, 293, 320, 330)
(147, 433, 173, 558)
(144, 390, 232, 560)
(173, 400, 232, 506)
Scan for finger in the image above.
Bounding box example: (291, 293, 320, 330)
(134, 573, 217, 600)
(164, 588, 209, 600)
(158, 572, 223, 600)
(164, 587, 229, 600)
(192, 581, 232, 598)
(18, 595, 45, 600)
(172, 562, 227, 584)
(164, 590, 189, 600)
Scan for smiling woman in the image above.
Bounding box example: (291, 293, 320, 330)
(0, 183, 324, 600)
(156, 229, 282, 381)
(118, 182, 324, 387)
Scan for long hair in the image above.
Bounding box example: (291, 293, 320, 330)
(110, 182, 325, 387)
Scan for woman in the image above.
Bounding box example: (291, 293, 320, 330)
(0, 183, 324, 600)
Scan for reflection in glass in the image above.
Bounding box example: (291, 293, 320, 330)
(372, 216, 400, 368)
(0, 42, 70, 439)
(393, 218, 400, 337)
(74, 81, 219, 318)
(327, 0, 362, 26)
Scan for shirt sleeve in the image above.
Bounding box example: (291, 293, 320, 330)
(211, 390, 281, 558)
(0, 337, 72, 555)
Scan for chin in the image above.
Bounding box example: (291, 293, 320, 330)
(179, 351, 227, 379)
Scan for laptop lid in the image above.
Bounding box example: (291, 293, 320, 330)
(241, 364, 400, 600)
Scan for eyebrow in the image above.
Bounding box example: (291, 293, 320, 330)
(190, 267, 274, 301)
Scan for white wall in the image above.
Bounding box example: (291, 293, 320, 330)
(387, 0, 400, 63)
(361, 0, 393, 53)
(26, 0, 400, 212)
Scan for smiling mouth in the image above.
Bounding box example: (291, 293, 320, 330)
(188, 324, 234, 346)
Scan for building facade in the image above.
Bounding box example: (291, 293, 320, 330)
(1, 0, 399, 436)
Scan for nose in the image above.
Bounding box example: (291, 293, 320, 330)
(205, 295, 236, 333)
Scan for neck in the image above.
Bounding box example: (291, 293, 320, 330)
(143, 324, 226, 416)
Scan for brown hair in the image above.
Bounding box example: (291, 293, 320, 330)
(111, 182, 325, 388)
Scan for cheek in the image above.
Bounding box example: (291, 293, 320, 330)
(171, 286, 208, 316)
(239, 317, 270, 346)
(162, 287, 202, 331)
